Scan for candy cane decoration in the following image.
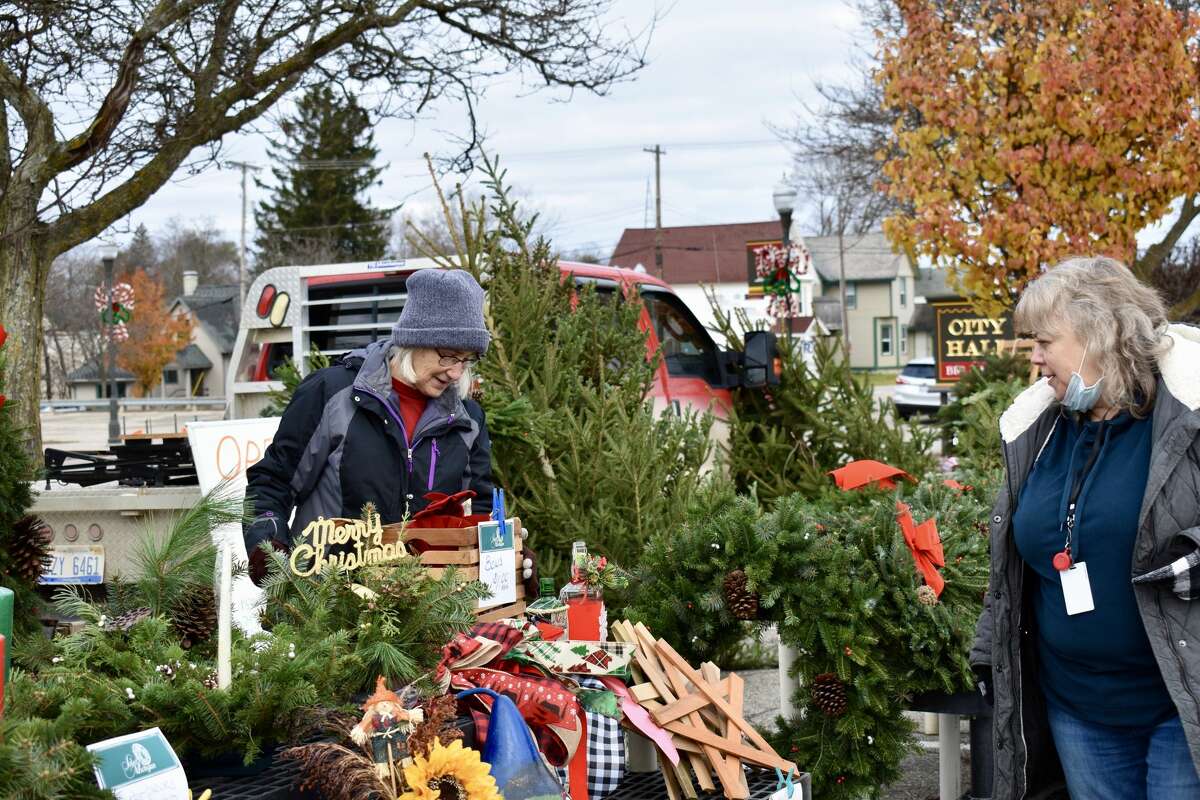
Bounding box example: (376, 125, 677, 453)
(95, 282, 135, 333)
(753, 241, 811, 320)
(94, 282, 135, 312)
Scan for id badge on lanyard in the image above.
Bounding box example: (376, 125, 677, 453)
(1054, 418, 1108, 616)
(1061, 562, 1095, 615)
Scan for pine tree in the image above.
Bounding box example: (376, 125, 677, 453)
(120, 223, 158, 273)
(0, 323, 43, 635)
(412, 155, 712, 584)
(707, 300, 938, 504)
(254, 86, 391, 269)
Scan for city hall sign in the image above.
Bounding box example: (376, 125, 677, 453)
(933, 302, 1014, 381)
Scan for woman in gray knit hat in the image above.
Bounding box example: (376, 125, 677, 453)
(244, 268, 522, 586)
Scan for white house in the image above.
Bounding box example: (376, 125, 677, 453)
(164, 271, 238, 398)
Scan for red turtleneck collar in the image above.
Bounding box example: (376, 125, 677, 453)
(391, 378, 429, 440)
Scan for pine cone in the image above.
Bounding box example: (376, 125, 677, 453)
(916, 585, 939, 606)
(170, 585, 218, 649)
(722, 569, 760, 621)
(3, 516, 53, 586)
(811, 672, 848, 717)
(104, 607, 152, 633)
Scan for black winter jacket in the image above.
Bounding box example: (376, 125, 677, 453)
(243, 340, 493, 554)
(971, 324, 1200, 800)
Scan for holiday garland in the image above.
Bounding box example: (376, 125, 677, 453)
(629, 476, 992, 800)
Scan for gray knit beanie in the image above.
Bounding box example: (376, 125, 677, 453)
(391, 269, 490, 355)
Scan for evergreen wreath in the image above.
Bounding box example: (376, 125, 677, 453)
(629, 477, 991, 800)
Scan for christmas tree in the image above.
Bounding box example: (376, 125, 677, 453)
(254, 85, 391, 269)
(0, 324, 49, 636)
(413, 155, 712, 583)
(707, 300, 938, 504)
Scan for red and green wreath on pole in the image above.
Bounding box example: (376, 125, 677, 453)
(753, 240, 811, 320)
(94, 282, 135, 342)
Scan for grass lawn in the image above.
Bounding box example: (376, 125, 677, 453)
(865, 369, 900, 387)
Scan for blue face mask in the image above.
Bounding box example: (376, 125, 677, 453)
(1062, 343, 1104, 413)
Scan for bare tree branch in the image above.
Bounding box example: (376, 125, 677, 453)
(1136, 194, 1200, 281)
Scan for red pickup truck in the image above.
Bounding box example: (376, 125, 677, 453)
(227, 259, 775, 421)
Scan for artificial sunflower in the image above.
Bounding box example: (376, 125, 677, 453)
(399, 738, 501, 800)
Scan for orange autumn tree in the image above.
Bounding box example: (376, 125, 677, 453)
(878, 0, 1200, 313)
(116, 270, 193, 396)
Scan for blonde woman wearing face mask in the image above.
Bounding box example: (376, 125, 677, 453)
(970, 257, 1200, 800)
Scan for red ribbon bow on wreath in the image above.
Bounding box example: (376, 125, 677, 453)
(896, 501, 945, 597)
(829, 459, 915, 491)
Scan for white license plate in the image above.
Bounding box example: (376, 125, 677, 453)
(40, 546, 105, 585)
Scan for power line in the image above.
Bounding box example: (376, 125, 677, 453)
(502, 138, 779, 160)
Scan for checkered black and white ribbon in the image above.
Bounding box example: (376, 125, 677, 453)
(555, 676, 625, 800)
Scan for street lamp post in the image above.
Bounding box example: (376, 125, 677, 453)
(98, 243, 120, 446)
(772, 180, 798, 347)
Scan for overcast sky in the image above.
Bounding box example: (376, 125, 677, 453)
(118, 0, 865, 261)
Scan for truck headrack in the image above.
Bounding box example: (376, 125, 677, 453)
(44, 436, 198, 488)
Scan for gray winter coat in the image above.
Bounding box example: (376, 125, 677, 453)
(970, 323, 1200, 800)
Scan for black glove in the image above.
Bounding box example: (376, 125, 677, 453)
(973, 664, 994, 707)
(244, 513, 289, 586)
(248, 538, 289, 587)
(521, 544, 539, 599)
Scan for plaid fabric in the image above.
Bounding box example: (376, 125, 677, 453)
(469, 620, 534, 657)
(556, 677, 625, 800)
(1133, 548, 1200, 600)
(512, 640, 635, 679)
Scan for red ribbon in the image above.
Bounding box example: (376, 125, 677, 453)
(829, 459, 914, 491)
(408, 490, 493, 529)
(896, 501, 945, 597)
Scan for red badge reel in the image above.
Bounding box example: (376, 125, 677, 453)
(1053, 549, 1073, 571)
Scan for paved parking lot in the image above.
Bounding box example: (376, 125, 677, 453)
(40, 408, 227, 451)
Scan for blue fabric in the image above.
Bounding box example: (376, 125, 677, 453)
(455, 688, 563, 799)
(1047, 704, 1200, 800)
(1013, 409, 1174, 727)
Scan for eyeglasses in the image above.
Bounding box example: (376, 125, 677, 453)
(437, 351, 480, 368)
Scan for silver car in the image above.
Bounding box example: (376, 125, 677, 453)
(892, 357, 946, 418)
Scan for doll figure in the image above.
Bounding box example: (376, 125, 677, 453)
(350, 676, 425, 787)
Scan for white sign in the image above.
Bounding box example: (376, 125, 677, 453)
(40, 545, 104, 585)
(88, 727, 189, 800)
(187, 417, 281, 636)
(366, 258, 407, 271)
(477, 520, 516, 610)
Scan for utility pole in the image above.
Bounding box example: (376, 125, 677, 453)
(227, 161, 261, 311)
(644, 145, 665, 279)
(836, 195, 851, 357)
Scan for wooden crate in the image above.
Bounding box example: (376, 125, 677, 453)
(381, 519, 526, 621)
